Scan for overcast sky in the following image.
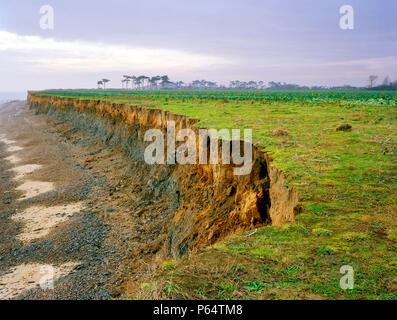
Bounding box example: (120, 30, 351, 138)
(0, 0, 396, 96)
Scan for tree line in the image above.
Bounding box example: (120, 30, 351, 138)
(96, 75, 397, 90)
(367, 75, 397, 91)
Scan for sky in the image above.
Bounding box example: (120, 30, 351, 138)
(0, 0, 396, 97)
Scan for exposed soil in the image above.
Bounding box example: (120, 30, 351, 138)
(0, 97, 301, 299)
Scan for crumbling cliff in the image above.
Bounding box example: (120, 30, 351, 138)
(28, 92, 301, 257)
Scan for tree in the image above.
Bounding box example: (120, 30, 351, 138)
(126, 76, 136, 90)
(102, 79, 110, 90)
(175, 81, 184, 89)
(122, 78, 130, 90)
(368, 75, 378, 88)
(143, 76, 150, 89)
(136, 76, 150, 89)
(122, 75, 131, 90)
(134, 76, 142, 89)
(382, 76, 390, 86)
(160, 75, 171, 89)
(149, 76, 161, 89)
(97, 80, 103, 90)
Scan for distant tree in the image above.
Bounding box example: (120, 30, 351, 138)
(122, 75, 130, 90)
(192, 80, 201, 88)
(144, 76, 151, 88)
(268, 81, 282, 89)
(175, 81, 185, 88)
(206, 81, 217, 88)
(122, 78, 130, 90)
(114, 74, 378, 91)
(368, 75, 378, 88)
(382, 76, 390, 86)
(135, 75, 149, 89)
(137, 76, 144, 89)
(148, 77, 156, 89)
(189, 80, 217, 89)
(160, 75, 171, 89)
(134, 76, 143, 89)
(149, 76, 161, 89)
(247, 81, 258, 89)
(97, 80, 103, 90)
(102, 79, 110, 90)
(127, 76, 136, 89)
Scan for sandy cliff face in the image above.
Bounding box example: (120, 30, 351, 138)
(28, 93, 301, 257)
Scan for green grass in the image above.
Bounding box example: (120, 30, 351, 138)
(33, 89, 397, 299)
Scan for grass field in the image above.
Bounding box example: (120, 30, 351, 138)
(35, 89, 397, 299)
(38, 89, 397, 105)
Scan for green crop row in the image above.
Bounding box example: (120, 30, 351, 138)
(36, 89, 397, 105)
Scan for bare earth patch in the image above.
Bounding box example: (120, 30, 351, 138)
(6, 145, 23, 152)
(0, 263, 78, 300)
(0, 138, 17, 145)
(7, 164, 42, 180)
(4, 155, 21, 164)
(12, 203, 84, 242)
(16, 180, 55, 200)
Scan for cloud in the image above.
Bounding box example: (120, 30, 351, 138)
(0, 30, 233, 72)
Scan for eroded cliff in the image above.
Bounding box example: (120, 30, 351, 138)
(28, 93, 301, 258)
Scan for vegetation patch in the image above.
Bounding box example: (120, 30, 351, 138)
(312, 228, 333, 237)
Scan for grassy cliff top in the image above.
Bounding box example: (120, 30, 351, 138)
(33, 90, 397, 299)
